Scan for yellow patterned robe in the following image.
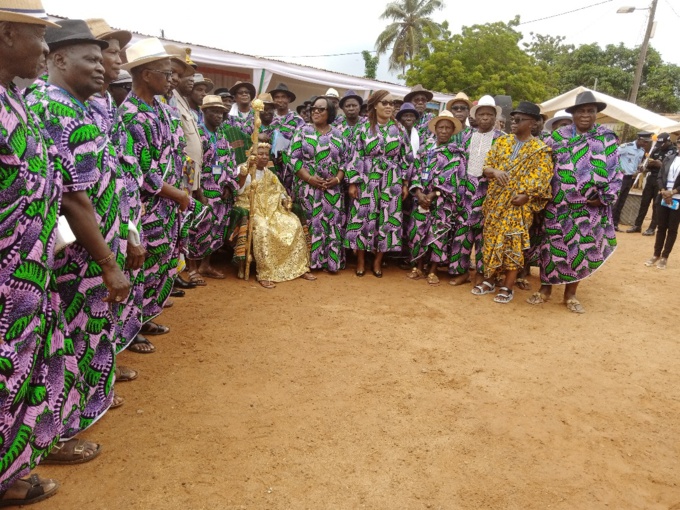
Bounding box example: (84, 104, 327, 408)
(235, 169, 310, 282)
(481, 134, 553, 275)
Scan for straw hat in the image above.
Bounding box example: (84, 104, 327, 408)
(446, 91, 472, 111)
(427, 110, 463, 135)
(110, 70, 131, 86)
(256, 92, 274, 106)
(122, 37, 171, 71)
(192, 73, 213, 93)
(200, 94, 227, 111)
(403, 84, 433, 103)
(85, 18, 131, 48)
(324, 87, 340, 99)
(544, 109, 572, 131)
(470, 95, 501, 118)
(163, 43, 195, 78)
(0, 0, 58, 26)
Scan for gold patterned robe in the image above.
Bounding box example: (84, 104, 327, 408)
(235, 169, 310, 282)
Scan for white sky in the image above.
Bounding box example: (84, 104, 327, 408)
(43, 0, 680, 84)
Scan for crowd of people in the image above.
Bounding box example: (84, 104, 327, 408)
(1, 1, 679, 505)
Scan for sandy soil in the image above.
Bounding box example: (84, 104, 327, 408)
(41, 224, 678, 510)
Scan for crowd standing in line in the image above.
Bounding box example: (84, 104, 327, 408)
(0, 1, 675, 505)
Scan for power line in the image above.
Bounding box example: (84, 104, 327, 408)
(263, 50, 377, 59)
(664, 0, 680, 18)
(518, 0, 613, 25)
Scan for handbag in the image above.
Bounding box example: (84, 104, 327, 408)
(54, 215, 76, 253)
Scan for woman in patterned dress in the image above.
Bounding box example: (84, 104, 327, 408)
(529, 91, 621, 313)
(475, 101, 553, 304)
(407, 111, 470, 285)
(290, 97, 353, 273)
(344, 90, 412, 277)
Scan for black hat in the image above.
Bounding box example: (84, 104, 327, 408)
(395, 102, 419, 121)
(339, 89, 363, 108)
(565, 90, 607, 114)
(214, 87, 233, 98)
(510, 101, 542, 120)
(229, 81, 256, 99)
(657, 132, 671, 142)
(46, 19, 109, 52)
(268, 82, 296, 102)
(296, 104, 307, 114)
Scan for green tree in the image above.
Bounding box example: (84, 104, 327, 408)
(362, 50, 379, 79)
(375, 0, 445, 74)
(406, 17, 554, 102)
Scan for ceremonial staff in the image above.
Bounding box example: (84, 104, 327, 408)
(244, 98, 264, 281)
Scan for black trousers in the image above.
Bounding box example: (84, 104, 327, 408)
(613, 174, 634, 226)
(633, 173, 659, 229)
(654, 202, 680, 258)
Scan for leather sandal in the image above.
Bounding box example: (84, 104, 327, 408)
(42, 438, 101, 465)
(0, 475, 59, 507)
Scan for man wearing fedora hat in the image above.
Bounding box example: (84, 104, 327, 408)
(267, 83, 304, 192)
(188, 73, 213, 124)
(406, 110, 469, 286)
(532, 90, 621, 313)
(0, 0, 73, 503)
(228, 80, 257, 136)
(26, 17, 133, 456)
(450, 95, 504, 287)
(474, 101, 553, 304)
(118, 38, 192, 343)
(404, 84, 435, 141)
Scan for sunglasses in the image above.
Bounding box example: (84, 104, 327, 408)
(450, 105, 469, 112)
(146, 69, 173, 81)
(310, 107, 327, 113)
(510, 117, 533, 123)
(379, 100, 395, 107)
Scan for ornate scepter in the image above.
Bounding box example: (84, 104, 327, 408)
(244, 98, 264, 281)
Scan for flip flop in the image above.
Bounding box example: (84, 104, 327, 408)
(199, 268, 226, 279)
(259, 280, 276, 289)
(127, 335, 156, 354)
(188, 271, 207, 286)
(115, 365, 138, 382)
(141, 322, 170, 336)
(300, 272, 317, 281)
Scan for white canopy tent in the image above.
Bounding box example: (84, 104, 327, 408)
(540, 86, 679, 134)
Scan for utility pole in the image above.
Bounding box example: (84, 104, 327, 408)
(628, 0, 658, 104)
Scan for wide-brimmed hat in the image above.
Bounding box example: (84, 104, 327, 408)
(544, 109, 572, 131)
(85, 18, 131, 48)
(470, 95, 501, 118)
(446, 91, 472, 111)
(192, 73, 213, 93)
(323, 87, 340, 99)
(428, 110, 463, 135)
(45, 19, 108, 52)
(122, 37, 171, 71)
(296, 104, 307, 114)
(257, 92, 275, 106)
(268, 82, 296, 102)
(565, 90, 607, 114)
(163, 44, 195, 78)
(403, 84, 433, 103)
(230, 81, 256, 99)
(200, 94, 227, 111)
(339, 89, 363, 108)
(395, 102, 419, 121)
(510, 101, 542, 120)
(0, 0, 58, 26)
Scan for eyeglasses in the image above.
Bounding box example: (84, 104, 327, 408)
(236, 89, 251, 96)
(310, 107, 327, 113)
(450, 106, 469, 112)
(379, 100, 395, 107)
(510, 117, 533, 123)
(146, 69, 173, 81)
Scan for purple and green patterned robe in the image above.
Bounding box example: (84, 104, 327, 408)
(188, 125, 239, 259)
(407, 141, 471, 263)
(271, 111, 305, 193)
(0, 83, 78, 492)
(540, 124, 621, 284)
(27, 83, 128, 436)
(344, 120, 412, 252)
(228, 109, 254, 136)
(119, 94, 185, 323)
(449, 128, 504, 275)
(90, 91, 143, 352)
(290, 125, 353, 271)
(415, 111, 436, 144)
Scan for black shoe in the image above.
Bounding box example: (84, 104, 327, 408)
(174, 276, 197, 289)
(625, 226, 641, 233)
(170, 289, 185, 298)
(642, 228, 655, 236)
(614, 225, 621, 232)
(372, 269, 383, 278)
(355, 269, 365, 277)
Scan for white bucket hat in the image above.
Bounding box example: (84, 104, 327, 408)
(545, 109, 573, 131)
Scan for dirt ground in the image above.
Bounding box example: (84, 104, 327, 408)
(41, 221, 678, 510)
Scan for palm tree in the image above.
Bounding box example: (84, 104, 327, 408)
(375, 0, 445, 73)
